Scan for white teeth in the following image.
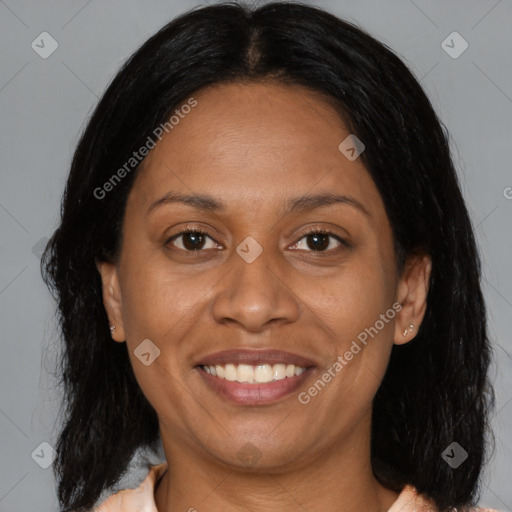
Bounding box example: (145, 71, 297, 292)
(285, 364, 295, 378)
(224, 363, 238, 381)
(237, 364, 254, 382)
(202, 363, 307, 383)
(254, 364, 274, 382)
(273, 364, 286, 380)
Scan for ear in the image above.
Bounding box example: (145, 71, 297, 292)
(95, 258, 126, 343)
(393, 253, 432, 345)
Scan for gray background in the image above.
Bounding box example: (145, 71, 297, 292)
(1, 0, 511, 510)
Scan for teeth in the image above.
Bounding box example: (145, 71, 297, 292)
(285, 364, 295, 377)
(224, 363, 238, 381)
(237, 364, 254, 382)
(202, 363, 307, 383)
(254, 364, 273, 382)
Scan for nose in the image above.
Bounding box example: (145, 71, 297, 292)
(211, 247, 300, 333)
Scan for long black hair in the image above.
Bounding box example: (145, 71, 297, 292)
(41, 2, 494, 511)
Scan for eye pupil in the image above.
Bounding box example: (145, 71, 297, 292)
(307, 233, 329, 251)
(183, 232, 205, 250)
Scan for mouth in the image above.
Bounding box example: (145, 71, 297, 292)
(194, 349, 316, 405)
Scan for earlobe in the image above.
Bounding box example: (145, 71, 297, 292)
(95, 258, 126, 342)
(393, 253, 432, 345)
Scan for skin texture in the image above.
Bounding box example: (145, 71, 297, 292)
(96, 81, 432, 512)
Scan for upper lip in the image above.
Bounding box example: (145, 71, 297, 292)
(196, 349, 317, 368)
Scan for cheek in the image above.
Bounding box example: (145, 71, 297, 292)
(313, 257, 396, 380)
(117, 258, 202, 418)
(320, 262, 394, 333)
(118, 251, 207, 342)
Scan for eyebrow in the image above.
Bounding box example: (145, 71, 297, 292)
(147, 191, 370, 217)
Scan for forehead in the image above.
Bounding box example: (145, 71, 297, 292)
(128, 81, 385, 220)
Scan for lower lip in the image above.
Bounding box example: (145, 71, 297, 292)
(196, 366, 315, 405)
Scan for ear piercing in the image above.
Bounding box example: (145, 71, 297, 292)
(402, 324, 414, 337)
(109, 325, 116, 333)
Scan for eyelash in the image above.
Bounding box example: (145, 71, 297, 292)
(165, 227, 348, 254)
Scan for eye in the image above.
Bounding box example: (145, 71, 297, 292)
(290, 229, 347, 252)
(165, 229, 220, 252)
(165, 227, 348, 254)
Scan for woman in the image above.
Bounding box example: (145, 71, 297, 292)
(41, 2, 498, 511)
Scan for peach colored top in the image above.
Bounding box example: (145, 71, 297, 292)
(93, 462, 500, 512)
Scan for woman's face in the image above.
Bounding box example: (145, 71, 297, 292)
(98, 81, 429, 471)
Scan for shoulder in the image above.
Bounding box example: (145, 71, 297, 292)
(389, 485, 502, 512)
(93, 462, 167, 512)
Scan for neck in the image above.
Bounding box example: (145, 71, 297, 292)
(154, 416, 399, 512)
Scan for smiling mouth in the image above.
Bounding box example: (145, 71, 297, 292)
(194, 348, 317, 404)
(195, 363, 316, 405)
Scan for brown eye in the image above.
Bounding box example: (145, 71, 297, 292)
(166, 230, 218, 251)
(305, 232, 330, 251)
(290, 230, 347, 252)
